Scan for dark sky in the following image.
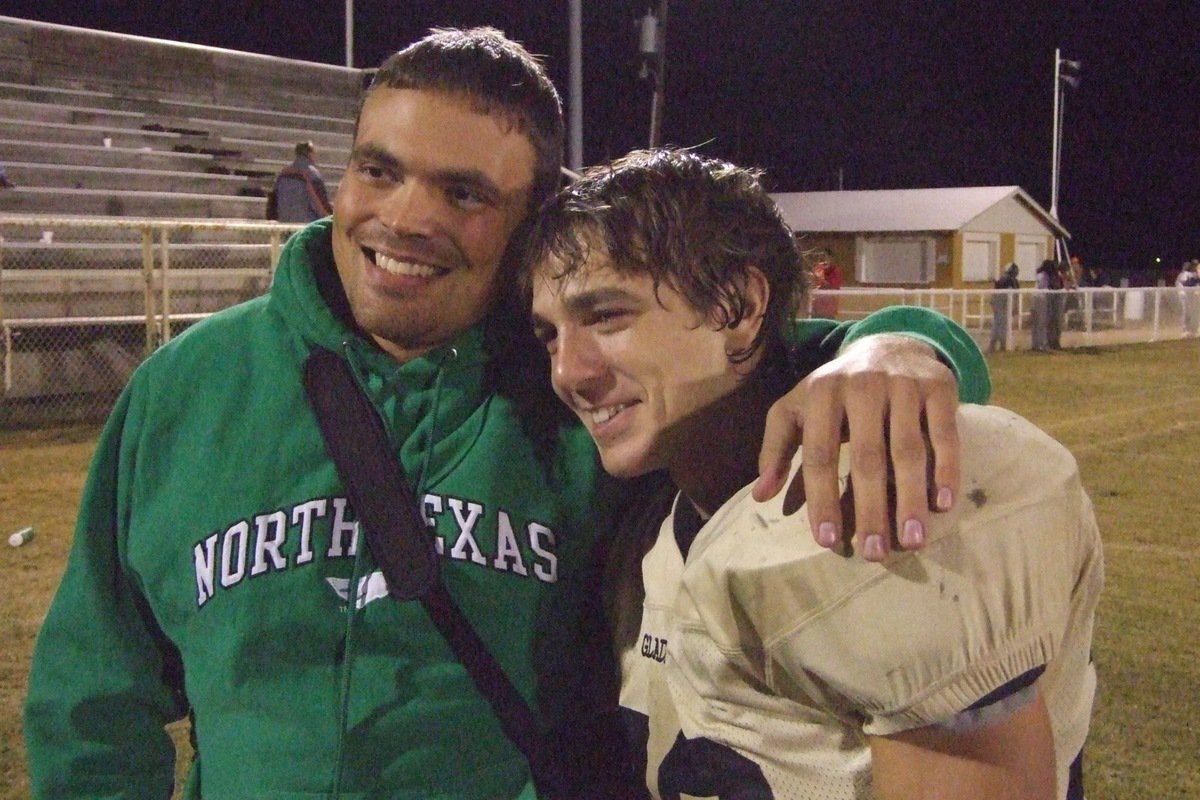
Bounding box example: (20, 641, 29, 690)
(5, 1, 1199, 273)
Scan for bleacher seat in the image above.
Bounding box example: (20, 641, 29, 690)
(0, 15, 357, 221)
(0, 16, 361, 420)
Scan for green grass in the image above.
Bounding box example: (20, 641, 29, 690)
(2, 340, 1197, 798)
(986, 342, 1200, 798)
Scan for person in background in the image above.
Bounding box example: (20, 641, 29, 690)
(1063, 257, 1083, 330)
(1074, 255, 1113, 323)
(990, 262, 1020, 352)
(25, 28, 990, 800)
(1068, 255, 1083, 288)
(268, 140, 333, 222)
(1033, 259, 1064, 352)
(525, 148, 1101, 800)
(808, 248, 843, 319)
(1175, 259, 1200, 337)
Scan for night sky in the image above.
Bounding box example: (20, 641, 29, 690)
(4, 1, 1198, 275)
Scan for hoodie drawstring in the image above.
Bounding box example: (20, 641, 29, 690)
(328, 342, 457, 798)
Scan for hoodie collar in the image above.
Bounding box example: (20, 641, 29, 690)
(272, 219, 494, 486)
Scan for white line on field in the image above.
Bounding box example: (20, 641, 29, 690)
(1037, 394, 1200, 434)
(1058, 418, 1200, 455)
(1103, 541, 1200, 560)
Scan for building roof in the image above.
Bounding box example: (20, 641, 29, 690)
(771, 185, 1068, 237)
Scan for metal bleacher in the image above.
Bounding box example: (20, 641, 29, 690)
(0, 17, 357, 219)
(0, 16, 361, 423)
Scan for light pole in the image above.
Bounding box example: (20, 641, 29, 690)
(1050, 48, 1081, 260)
(345, 0, 354, 68)
(568, 0, 583, 171)
(638, 2, 669, 148)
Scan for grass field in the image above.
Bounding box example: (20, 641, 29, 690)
(2, 339, 1198, 798)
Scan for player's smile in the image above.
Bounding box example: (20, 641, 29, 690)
(579, 399, 639, 446)
(531, 254, 757, 479)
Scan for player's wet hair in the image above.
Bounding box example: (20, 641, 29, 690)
(524, 147, 806, 367)
(362, 27, 564, 213)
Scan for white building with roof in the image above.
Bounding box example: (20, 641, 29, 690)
(771, 186, 1068, 287)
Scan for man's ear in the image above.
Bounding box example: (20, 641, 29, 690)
(723, 264, 770, 353)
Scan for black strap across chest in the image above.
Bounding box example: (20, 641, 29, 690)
(301, 347, 548, 784)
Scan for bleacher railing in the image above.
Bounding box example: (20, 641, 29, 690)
(0, 215, 303, 426)
(2, 214, 1197, 427)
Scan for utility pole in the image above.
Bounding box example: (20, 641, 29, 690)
(344, 0, 354, 68)
(568, 0, 583, 171)
(1050, 48, 1081, 261)
(638, 2, 669, 148)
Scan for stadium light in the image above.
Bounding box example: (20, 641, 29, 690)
(1051, 48, 1081, 263)
(1050, 48, 1082, 219)
(638, 2, 669, 148)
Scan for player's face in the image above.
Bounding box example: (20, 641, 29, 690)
(332, 87, 536, 362)
(531, 251, 754, 479)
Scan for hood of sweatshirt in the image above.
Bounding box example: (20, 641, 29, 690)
(268, 218, 501, 490)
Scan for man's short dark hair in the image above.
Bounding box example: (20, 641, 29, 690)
(295, 141, 315, 158)
(525, 148, 806, 368)
(363, 27, 564, 213)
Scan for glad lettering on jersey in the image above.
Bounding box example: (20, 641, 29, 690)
(641, 633, 669, 663)
(192, 491, 559, 608)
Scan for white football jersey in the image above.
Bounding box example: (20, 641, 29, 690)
(618, 404, 1103, 799)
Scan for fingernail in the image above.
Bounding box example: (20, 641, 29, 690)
(901, 518, 925, 548)
(936, 487, 953, 511)
(864, 534, 886, 560)
(817, 522, 838, 547)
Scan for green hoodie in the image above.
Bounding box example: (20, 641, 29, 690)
(25, 220, 989, 799)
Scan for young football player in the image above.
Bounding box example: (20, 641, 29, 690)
(526, 148, 1101, 800)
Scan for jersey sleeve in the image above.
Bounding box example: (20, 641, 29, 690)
(677, 406, 1098, 739)
(765, 406, 1092, 734)
(840, 305, 992, 403)
(24, 372, 188, 799)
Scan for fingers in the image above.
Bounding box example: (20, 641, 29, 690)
(842, 375, 892, 561)
(799, 412, 844, 544)
(753, 386, 805, 502)
(810, 356, 954, 562)
(923, 377, 961, 513)
(758, 333, 963, 565)
(797, 372, 850, 545)
(885, 377, 931, 553)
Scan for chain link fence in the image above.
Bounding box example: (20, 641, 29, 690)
(2, 213, 1196, 429)
(1, 215, 303, 427)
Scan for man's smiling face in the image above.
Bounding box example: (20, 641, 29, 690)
(331, 87, 536, 362)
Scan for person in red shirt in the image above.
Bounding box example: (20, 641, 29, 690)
(810, 249, 844, 318)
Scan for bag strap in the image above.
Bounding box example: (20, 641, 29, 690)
(301, 347, 548, 779)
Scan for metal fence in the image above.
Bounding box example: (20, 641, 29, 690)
(0, 215, 303, 427)
(2, 213, 1197, 428)
(807, 284, 1199, 352)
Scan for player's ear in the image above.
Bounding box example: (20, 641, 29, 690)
(722, 264, 769, 353)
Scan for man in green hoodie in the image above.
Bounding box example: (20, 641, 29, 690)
(25, 27, 989, 800)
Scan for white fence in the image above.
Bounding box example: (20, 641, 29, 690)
(808, 284, 1199, 352)
(1, 214, 1195, 426)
